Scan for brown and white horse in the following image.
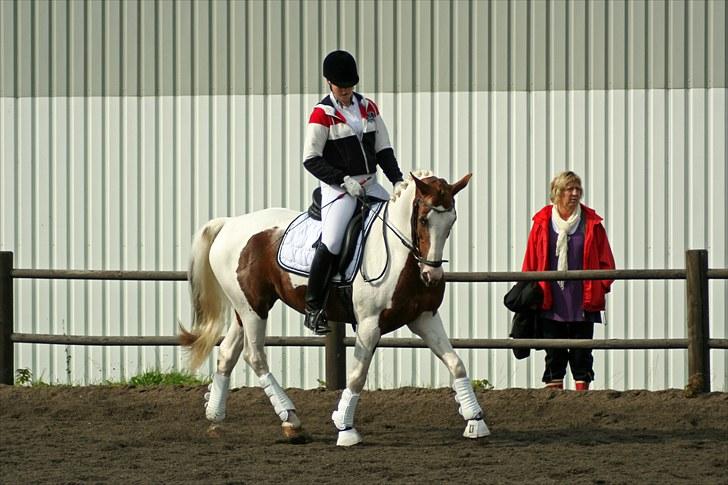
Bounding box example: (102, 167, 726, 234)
(179, 170, 490, 446)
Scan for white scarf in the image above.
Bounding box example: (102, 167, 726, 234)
(551, 204, 581, 289)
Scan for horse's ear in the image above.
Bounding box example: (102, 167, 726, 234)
(411, 172, 435, 196)
(451, 173, 472, 196)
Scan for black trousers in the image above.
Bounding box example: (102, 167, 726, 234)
(540, 318, 595, 383)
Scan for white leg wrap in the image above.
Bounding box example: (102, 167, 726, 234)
(204, 373, 230, 423)
(260, 373, 296, 422)
(453, 377, 490, 438)
(453, 377, 483, 420)
(331, 388, 360, 431)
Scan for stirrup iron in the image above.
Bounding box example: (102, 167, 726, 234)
(304, 308, 330, 335)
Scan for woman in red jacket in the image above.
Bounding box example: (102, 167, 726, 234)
(522, 171, 616, 390)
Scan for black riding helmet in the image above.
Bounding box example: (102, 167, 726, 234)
(322, 50, 359, 88)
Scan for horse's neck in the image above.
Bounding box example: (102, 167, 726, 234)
(386, 192, 415, 238)
(364, 190, 414, 267)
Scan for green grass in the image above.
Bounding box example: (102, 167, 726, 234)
(107, 369, 210, 387)
(472, 378, 494, 392)
(14, 368, 51, 387)
(14, 367, 210, 387)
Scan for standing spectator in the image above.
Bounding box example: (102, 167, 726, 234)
(521, 171, 616, 390)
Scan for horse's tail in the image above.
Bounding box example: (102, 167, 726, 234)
(179, 217, 229, 371)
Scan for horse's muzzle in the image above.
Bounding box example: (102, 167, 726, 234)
(420, 265, 444, 287)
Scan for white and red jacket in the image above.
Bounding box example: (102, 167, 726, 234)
(302, 93, 403, 186)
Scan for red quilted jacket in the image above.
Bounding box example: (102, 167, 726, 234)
(521, 204, 616, 311)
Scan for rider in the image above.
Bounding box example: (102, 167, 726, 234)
(302, 49, 404, 334)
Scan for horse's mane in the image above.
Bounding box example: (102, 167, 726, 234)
(391, 169, 434, 202)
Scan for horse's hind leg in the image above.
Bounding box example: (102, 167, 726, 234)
(408, 312, 490, 439)
(238, 307, 305, 441)
(204, 314, 245, 422)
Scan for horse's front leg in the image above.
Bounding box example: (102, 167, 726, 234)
(408, 312, 490, 439)
(331, 317, 381, 446)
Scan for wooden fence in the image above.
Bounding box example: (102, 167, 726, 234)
(1, 250, 726, 391)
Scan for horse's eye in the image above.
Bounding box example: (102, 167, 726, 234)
(419, 217, 428, 226)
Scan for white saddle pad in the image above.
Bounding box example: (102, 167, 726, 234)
(276, 201, 385, 285)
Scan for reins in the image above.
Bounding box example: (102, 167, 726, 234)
(235, 184, 451, 281)
(355, 189, 451, 283)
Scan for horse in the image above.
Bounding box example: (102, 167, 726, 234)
(179, 169, 490, 446)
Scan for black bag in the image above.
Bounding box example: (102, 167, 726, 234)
(503, 280, 543, 313)
(509, 312, 538, 359)
(503, 281, 544, 359)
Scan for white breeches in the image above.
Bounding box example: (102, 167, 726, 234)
(320, 175, 389, 255)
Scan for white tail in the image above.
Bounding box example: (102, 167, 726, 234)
(179, 217, 229, 370)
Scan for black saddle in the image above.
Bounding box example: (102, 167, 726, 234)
(307, 187, 379, 276)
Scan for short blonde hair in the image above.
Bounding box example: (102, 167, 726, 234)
(549, 171, 583, 203)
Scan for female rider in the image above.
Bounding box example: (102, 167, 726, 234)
(302, 50, 404, 334)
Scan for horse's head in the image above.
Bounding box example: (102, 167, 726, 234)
(410, 172, 472, 286)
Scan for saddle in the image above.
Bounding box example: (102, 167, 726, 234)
(277, 187, 386, 285)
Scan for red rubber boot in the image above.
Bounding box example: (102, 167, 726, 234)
(575, 380, 590, 391)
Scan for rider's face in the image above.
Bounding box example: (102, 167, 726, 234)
(328, 82, 354, 106)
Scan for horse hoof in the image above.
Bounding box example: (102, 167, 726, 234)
(336, 428, 362, 446)
(206, 424, 224, 438)
(205, 409, 226, 423)
(282, 424, 312, 444)
(463, 419, 490, 439)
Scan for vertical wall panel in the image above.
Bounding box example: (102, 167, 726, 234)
(0, 0, 726, 391)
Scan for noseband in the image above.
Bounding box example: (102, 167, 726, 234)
(356, 192, 452, 283)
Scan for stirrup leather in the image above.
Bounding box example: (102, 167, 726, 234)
(304, 308, 330, 335)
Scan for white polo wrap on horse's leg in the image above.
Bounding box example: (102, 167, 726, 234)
(331, 388, 362, 446)
(332, 388, 359, 430)
(204, 372, 230, 422)
(259, 373, 296, 422)
(453, 376, 490, 438)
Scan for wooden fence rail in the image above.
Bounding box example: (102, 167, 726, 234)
(1, 250, 726, 392)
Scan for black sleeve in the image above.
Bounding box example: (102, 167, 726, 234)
(376, 148, 403, 184)
(303, 156, 347, 186)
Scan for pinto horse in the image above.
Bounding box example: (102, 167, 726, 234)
(179, 170, 490, 446)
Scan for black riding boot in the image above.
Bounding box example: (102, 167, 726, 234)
(304, 243, 338, 335)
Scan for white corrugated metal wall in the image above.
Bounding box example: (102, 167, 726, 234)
(0, 0, 725, 391)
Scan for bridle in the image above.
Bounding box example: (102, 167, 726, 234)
(357, 192, 453, 282)
(408, 197, 453, 268)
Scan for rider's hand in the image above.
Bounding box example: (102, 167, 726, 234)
(393, 180, 405, 193)
(341, 175, 363, 198)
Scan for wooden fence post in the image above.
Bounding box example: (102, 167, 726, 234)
(685, 249, 710, 393)
(325, 323, 346, 390)
(0, 252, 13, 385)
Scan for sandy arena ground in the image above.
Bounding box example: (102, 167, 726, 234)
(1, 385, 726, 484)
